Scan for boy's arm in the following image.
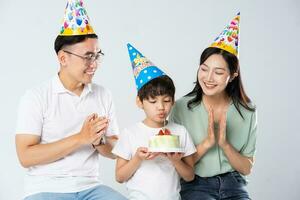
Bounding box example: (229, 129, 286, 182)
(115, 147, 157, 183)
(115, 155, 142, 183)
(167, 153, 195, 182)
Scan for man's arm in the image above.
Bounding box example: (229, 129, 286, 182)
(15, 114, 103, 168)
(93, 135, 118, 159)
(16, 133, 83, 168)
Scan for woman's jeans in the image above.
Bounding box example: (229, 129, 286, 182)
(180, 171, 250, 200)
(24, 185, 128, 200)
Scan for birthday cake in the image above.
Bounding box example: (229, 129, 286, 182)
(148, 129, 183, 152)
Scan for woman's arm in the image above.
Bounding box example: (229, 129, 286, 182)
(193, 139, 214, 163)
(221, 143, 254, 175)
(194, 107, 216, 163)
(218, 111, 254, 175)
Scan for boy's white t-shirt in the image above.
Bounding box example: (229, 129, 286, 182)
(112, 122, 196, 200)
(15, 75, 119, 198)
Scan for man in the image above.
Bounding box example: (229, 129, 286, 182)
(15, 0, 127, 199)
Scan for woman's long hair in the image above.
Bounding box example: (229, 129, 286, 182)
(186, 47, 255, 118)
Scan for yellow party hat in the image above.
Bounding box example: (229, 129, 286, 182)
(59, 0, 95, 36)
(210, 12, 240, 57)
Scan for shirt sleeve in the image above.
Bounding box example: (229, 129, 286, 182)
(15, 90, 43, 136)
(182, 126, 196, 157)
(241, 110, 258, 157)
(112, 129, 132, 160)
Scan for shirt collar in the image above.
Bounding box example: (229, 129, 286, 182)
(52, 74, 93, 95)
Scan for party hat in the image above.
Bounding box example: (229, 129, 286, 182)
(127, 43, 165, 91)
(59, 0, 95, 36)
(210, 12, 240, 57)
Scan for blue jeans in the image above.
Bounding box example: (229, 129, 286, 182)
(180, 171, 250, 200)
(24, 185, 128, 200)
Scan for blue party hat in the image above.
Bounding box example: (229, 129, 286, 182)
(127, 43, 165, 91)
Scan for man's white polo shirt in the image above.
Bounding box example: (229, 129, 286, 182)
(16, 75, 120, 197)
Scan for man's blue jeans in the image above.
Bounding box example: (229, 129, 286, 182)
(24, 185, 128, 200)
(180, 171, 250, 200)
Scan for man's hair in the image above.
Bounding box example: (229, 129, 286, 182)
(54, 34, 98, 54)
(137, 75, 175, 101)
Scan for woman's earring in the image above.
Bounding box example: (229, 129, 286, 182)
(230, 72, 238, 82)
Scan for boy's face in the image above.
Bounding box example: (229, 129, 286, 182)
(137, 94, 174, 128)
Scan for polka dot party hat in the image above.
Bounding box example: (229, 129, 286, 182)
(59, 0, 95, 36)
(127, 43, 165, 91)
(210, 12, 240, 57)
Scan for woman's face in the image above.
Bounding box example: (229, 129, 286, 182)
(198, 54, 232, 97)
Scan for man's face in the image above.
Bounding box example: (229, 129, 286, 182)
(60, 38, 101, 85)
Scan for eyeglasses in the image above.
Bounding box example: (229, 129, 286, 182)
(63, 50, 104, 65)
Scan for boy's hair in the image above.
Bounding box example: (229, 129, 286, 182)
(54, 34, 98, 54)
(137, 75, 175, 101)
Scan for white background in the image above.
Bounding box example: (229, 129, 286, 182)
(0, 0, 299, 199)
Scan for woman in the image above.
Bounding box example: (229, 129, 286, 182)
(169, 13, 257, 200)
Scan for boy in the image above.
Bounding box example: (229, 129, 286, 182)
(112, 44, 196, 200)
